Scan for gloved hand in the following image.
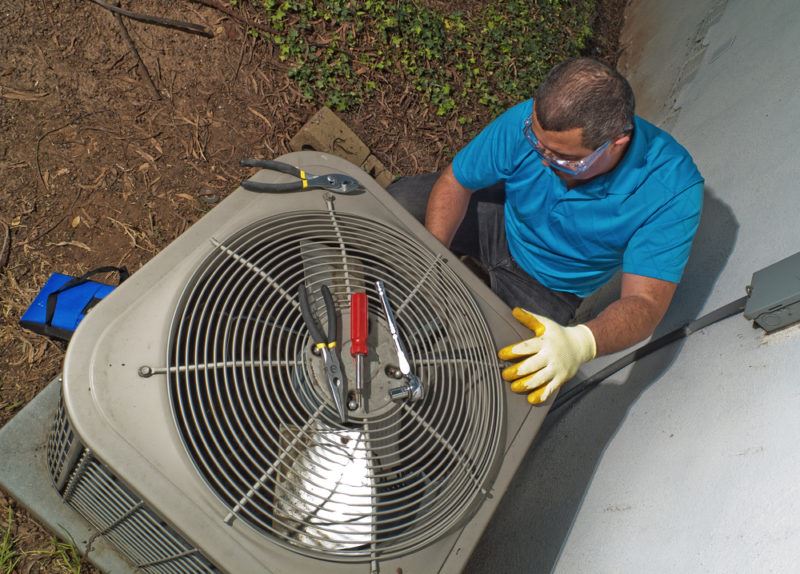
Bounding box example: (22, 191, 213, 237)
(498, 308, 596, 404)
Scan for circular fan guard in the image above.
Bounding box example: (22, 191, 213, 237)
(168, 210, 504, 561)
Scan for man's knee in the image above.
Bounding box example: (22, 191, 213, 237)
(386, 172, 440, 224)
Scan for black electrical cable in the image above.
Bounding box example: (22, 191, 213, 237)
(550, 295, 749, 414)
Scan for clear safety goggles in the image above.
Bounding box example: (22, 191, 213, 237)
(523, 116, 612, 176)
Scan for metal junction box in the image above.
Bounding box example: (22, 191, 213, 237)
(744, 250, 800, 332)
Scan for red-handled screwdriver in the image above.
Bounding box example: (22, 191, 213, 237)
(350, 292, 368, 411)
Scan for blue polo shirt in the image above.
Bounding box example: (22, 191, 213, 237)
(452, 99, 704, 297)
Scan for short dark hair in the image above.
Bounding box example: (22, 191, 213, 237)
(534, 57, 635, 149)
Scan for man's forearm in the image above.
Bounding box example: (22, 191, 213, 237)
(585, 295, 664, 356)
(585, 273, 677, 356)
(424, 165, 472, 247)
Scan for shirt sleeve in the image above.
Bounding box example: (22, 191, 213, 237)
(622, 181, 704, 282)
(452, 100, 532, 191)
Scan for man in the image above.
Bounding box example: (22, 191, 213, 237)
(388, 57, 704, 405)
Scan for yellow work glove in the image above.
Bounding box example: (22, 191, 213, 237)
(498, 308, 596, 405)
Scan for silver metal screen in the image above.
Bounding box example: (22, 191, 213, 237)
(47, 395, 219, 573)
(47, 386, 80, 491)
(168, 205, 504, 563)
(65, 454, 219, 573)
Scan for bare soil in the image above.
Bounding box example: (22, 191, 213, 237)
(0, 0, 628, 571)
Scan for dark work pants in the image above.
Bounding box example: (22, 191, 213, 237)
(387, 173, 583, 325)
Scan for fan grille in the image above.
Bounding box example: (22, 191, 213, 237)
(168, 209, 504, 561)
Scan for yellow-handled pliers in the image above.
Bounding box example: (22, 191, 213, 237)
(240, 159, 361, 194)
(298, 283, 348, 423)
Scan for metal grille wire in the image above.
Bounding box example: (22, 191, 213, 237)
(47, 397, 219, 573)
(65, 454, 219, 573)
(168, 210, 504, 562)
(47, 390, 76, 489)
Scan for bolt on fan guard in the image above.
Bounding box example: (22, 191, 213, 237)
(167, 210, 504, 562)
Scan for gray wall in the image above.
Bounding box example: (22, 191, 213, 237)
(469, 0, 800, 571)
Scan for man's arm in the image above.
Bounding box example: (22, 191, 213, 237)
(498, 272, 678, 404)
(424, 164, 472, 247)
(585, 273, 677, 356)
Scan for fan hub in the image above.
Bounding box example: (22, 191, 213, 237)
(303, 317, 426, 419)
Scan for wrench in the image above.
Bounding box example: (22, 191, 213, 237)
(375, 280, 424, 402)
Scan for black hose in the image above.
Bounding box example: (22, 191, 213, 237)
(550, 295, 749, 414)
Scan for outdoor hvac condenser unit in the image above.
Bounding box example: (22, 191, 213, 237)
(47, 152, 549, 573)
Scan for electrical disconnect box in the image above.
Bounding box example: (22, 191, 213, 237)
(744, 250, 800, 332)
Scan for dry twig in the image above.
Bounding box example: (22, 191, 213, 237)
(0, 221, 9, 271)
(87, 0, 214, 37)
(113, 2, 161, 99)
(105, 216, 156, 252)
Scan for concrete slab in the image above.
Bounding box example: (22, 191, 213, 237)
(289, 106, 371, 165)
(617, 0, 724, 128)
(0, 378, 134, 574)
(289, 106, 395, 188)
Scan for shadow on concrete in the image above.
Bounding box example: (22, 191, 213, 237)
(466, 188, 737, 573)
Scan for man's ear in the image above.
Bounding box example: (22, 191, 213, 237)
(612, 133, 631, 148)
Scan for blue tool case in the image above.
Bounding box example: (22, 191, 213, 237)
(20, 266, 129, 341)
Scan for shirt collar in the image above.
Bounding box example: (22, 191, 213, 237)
(571, 115, 647, 198)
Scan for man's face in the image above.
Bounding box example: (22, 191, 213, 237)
(528, 112, 630, 183)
